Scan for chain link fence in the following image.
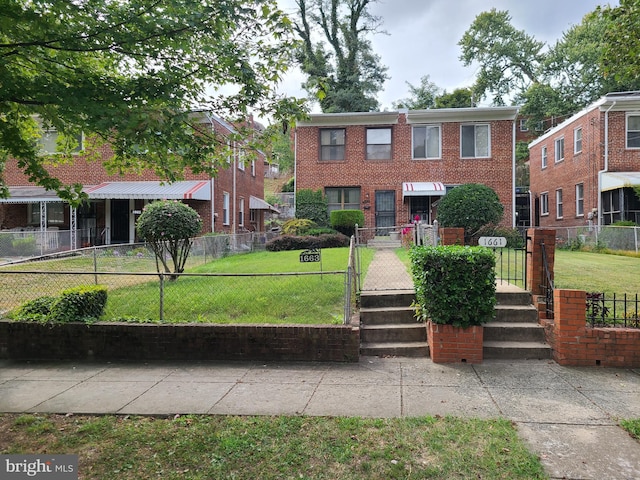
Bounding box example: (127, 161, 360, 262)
(0, 233, 359, 325)
(555, 225, 640, 253)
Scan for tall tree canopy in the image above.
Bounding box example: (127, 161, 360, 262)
(0, 0, 305, 203)
(293, 0, 388, 113)
(393, 75, 442, 110)
(600, 0, 640, 86)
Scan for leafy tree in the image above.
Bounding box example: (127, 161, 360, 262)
(265, 125, 295, 174)
(136, 200, 203, 280)
(515, 141, 530, 187)
(459, 9, 544, 106)
(296, 188, 329, 226)
(0, 0, 305, 204)
(600, 0, 640, 86)
(436, 183, 503, 242)
(435, 88, 475, 109)
(293, 0, 389, 112)
(393, 75, 442, 110)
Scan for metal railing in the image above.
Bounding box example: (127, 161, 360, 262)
(541, 240, 555, 319)
(586, 292, 640, 328)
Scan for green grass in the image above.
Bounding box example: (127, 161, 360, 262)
(0, 414, 548, 480)
(555, 250, 640, 294)
(621, 419, 640, 439)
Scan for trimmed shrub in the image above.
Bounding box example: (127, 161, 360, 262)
(13, 296, 58, 322)
(330, 210, 364, 237)
(12, 236, 37, 256)
(473, 225, 525, 248)
(266, 233, 349, 251)
(296, 189, 329, 226)
(307, 227, 338, 236)
(410, 245, 496, 327)
(282, 218, 316, 235)
(49, 285, 108, 323)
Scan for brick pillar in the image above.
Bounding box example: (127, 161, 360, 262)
(439, 228, 464, 246)
(526, 228, 556, 298)
(552, 289, 587, 365)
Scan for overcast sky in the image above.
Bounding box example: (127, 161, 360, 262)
(276, 0, 618, 112)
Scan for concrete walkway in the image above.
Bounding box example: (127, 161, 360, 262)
(1, 248, 640, 479)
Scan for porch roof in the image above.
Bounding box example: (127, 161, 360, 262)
(84, 181, 211, 200)
(601, 172, 640, 192)
(249, 195, 280, 213)
(0, 186, 61, 203)
(402, 182, 446, 197)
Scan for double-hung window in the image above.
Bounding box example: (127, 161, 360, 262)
(238, 198, 244, 227)
(366, 127, 392, 160)
(576, 183, 584, 217)
(541, 146, 548, 169)
(540, 192, 549, 216)
(412, 125, 441, 159)
(574, 127, 582, 154)
(627, 114, 640, 148)
(556, 189, 563, 219)
(39, 129, 83, 154)
(461, 124, 490, 158)
(320, 128, 345, 160)
(223, 192, 230, 225)
(555, 136, 564, 163)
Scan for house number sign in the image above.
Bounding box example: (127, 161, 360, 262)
(299, 248, 321, 263)
(478, 236, 507, 248)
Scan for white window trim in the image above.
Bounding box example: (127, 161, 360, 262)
(540, 192, 549, 216)
(626, 113, 640, 149)
(541, 145, 548, 169)
(238, 149, 246, 171)
(460, 123, 491, 158)
(556, 189, 563, 219)
(574, 127, 582, 154)
(576, 183, 584, 217)
(554, 136, 564, 163)
(38, 129, 84, 155)
(239, 198, 245, 227)
(222, 192, 230, 225)
(411, 124, 442, 160)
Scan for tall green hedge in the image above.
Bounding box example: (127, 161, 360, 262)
(410, 245, 496, 327)
(330, 210, 364, 236)
(296, 189, 329, 227)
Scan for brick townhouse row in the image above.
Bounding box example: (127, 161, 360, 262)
(0, 112, 278, 248)
(294, 107, 520, 230)
(529, 92, 640, 228)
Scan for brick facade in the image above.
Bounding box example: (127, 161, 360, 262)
(0, 115, 269, 239)
(295, 109, 518, 228)
(529, 93, 640, 228)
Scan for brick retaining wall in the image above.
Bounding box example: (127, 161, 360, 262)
(0, 321, 360, 363)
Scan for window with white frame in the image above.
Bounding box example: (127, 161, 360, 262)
(541, 145, 548, 169)
(519, 119, 528, 132)
(574, 127, 582, 154)
(627, 114, 640, 148)
(238, 149, 245, 171)
(576, 183, 584, 217)
(28, 203, 65, 225)
(554, 136, 564, 162)
(320, 128, 345, 160)
(412, 125, 441, 159)
(222, 192, 230, 225)
(556, 189, 563, 219)
(238, 198, 244, 227)
(366, 127, 392, 160)
(251, 158, 256, 176)
(38, 129, 83, 154)
(540, 192, 549, 216)
(461, 124, 490, 158)
(226, 139, 232, 164)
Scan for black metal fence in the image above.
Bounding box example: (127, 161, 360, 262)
(586, 292, 640, 328)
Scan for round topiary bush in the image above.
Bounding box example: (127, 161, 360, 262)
(136, 200, 202, 279)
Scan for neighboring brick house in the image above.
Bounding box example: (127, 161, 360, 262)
(294, 107, 519, 229)
(529, 92, 640, 228)
(0, 113, 277, 248)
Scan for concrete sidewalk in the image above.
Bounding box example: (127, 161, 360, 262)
(2, 357, 640, 479)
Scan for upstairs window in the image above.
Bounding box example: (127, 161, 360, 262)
(223, 192, 230, 225)
(320, 128, 345, 160)
(574, 127, 582, 154)
(541, 192, 549, 216)
(461, 124, 490, 158)
(366, 127, 392, 160)
(627, 115, 640, 149)
(541, 145, 548, 169)
(555, 136, 564, 163)
(38, 129, 83, 154)
(412, 125, 441, 159)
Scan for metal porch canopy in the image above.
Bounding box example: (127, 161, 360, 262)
(402, 182, 446, 197)
(249, 195, 280, 213)
(0, 186, 62, 203)
(84, 181, 211, 200)
(601, 172, 640, 192)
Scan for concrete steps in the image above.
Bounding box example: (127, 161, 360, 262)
(359, 290, 428, 357)
(484, 291, 552, 360)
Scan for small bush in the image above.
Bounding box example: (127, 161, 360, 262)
(296, 189, 329, 226)
(473, 225, 525, 248)
(330, 210, 364, 237)
(13, 296, 57, 322)
(410, 245, 496, 327)
(12, 237, 37, 256)
(266, 233, 349, 251)
(282, 218, 316, 235)
(49, 286, 108, 323)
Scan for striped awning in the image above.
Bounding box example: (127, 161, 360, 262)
(250, 195, 280, 213)
(402, 182, 446, 197)
(85, 181, 210, 200)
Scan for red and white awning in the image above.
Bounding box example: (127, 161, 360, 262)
(85, 181, 210, 200)
(402, 182, 446, 197)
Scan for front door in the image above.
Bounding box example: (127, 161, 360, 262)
(110, 199, 130, 244)
(375, 190, 396, 231)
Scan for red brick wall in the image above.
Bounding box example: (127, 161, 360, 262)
(296, 112, 515, 228)
(427, 321, 483, 364)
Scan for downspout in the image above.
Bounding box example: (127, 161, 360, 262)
(512, 117, 517, 228)
(233, 141, 237, 235)
(203, 111, 216, 233)
(598, 101, 616, 227)
(293, 127, 297, 216)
